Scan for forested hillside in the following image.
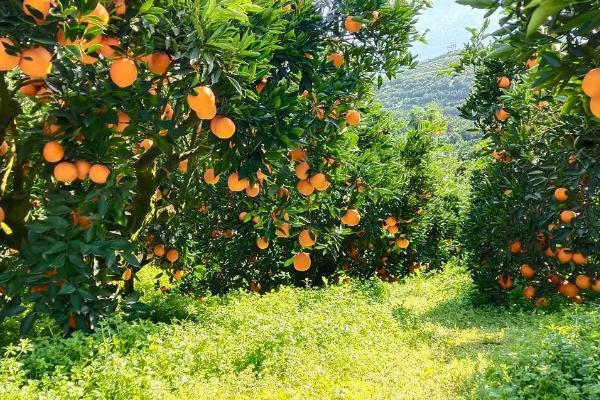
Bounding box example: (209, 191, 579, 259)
(377, 52, 481, 156)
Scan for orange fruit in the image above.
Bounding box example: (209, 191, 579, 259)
(148, 52, 171, 75)
(523, 286, 536, 299)
(53, 162, 78, 183)
(341, 209, 360, 226)
(387, 225, 399, 235)
(80, 3, 109, 26)
(544, 247, 557, 258)
(572, 252, 587, 265)
(309, 173, 326, 187)
(114, 0, 126, 15)
(110, 58, 138, 88)
(122, 268, 132, 281)
(526, 57, 539, 69)
(497, 274, 513, 289)
(162, 103, 174, 120)
(153, 244, 165, 257)
(166, 248, 179, 263)
(100, 36, 120, 59)
(187, 86, 216, 113)
(20, 82, 42, 96)
(293, 252, 311, 271)
(344, 16, 362, 33)
(295, 162, 310, 179)
(68, 314, 77, 329)
(520, 264, 535, 279)
(534, 297, 548, 307)
(495, 107, 509, 122)
(289, 147, 306, 162)
(203, 168, 220, 185)
(173, 269, 184, 280)
(178, 159, 188, 173)
(22, 0, 51, 24)
(396, 237, 409, 249)
(297, 179, 314, 196)
(563, 283, 578, 298)
(20, 46, 53, 79)
(256, 237, 269, 250)
(42, 141, 64, 163)
(346, 110, 361, 126)
(328, 52, 344, 68)
(298, 229, 316, 247)
(110, 111, 130, 132)
(557, 248, 573, 264)
(592, 280, 600, 292)
(575, 274, 591, 289)
(276, 222, 290, 238)
(0, 38, 20, 71)
(497, 76, 510, 89)
(245, 183, 260, 198)
(560, 210, 576, 224)
(210, 116, 236, 139)
(238, 211, 248, 221)
(256, 168, 269, 181)
(385, 216, 397, 227)
(89, 164, 110, 184)
(139, 138, 153, 151)
(0, 141, 8, 156)
(554, 187, 568, 202)
(582, 68, 600, 98)
(0, 206, 4, 222)
(77, 215, 92, 228)
(74, 160, 91, 180)
(227, 172, 249, 192)
(509, 240, 522, 253)
(590, 96, 600, 118)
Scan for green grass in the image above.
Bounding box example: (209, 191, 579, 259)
(1, 263, 599, 399)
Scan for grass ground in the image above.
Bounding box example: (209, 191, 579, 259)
(1, 263, 599, 399)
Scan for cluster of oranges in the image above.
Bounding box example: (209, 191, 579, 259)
(381, 216, 410, 249)
(582, 68, 600, 118)
(42, 141, 110, 184)
(290, 148, 331, 196)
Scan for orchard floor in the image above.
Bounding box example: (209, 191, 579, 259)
(1, 263, 599, 400)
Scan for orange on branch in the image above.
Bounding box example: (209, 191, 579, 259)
(178, 159, 188, 173)
(582, 68, 600, 98)
(590, 96, 600, 118)
(0, 141, 7, 156)
(572, 252, 587, 265)
(297, 179, 314, 196)
(140, 138, 153, 151)
(289, 147, 306, 162)
(114, 0, 126, 15)
(100, 36, 120, 59)
(256, 237, 269, 250)
(89, 164, 110, 184)
(173, 269, 184, 280)
(187, 86, 215, 113)
(560, 210, 576, 224)
(557, 248, 573, 264)
(80, 3, 109, 26)
(276, 222, 290, 238)
(148, 52, 171, 75)
(22, 0, 51, 24)
(295, 162, 310, 179)
(298, 229, 316, 247)
(42, 141, 64, 163)
(328, 52, 344, 68)
(520, 264, 535, 279)
(153, 244, 165, 257)
(0, 206, 4, 222)
(20, 46, 53, 79)
(210, 116, 236, 139)
(509, 240, 522, 253)
(523, 286, 536, 299)
(203, 168, 220, 185)
(74, 160, 91, 180)
(166, 249, 179, 263)
(293, 252, 311, 271)
(227, 172, 248, 192)
(563, 283, 578, 298)
(109, 111, 130, 132)
(0, 38, 20, 71)
(341, 209, 361, 226)
(245, 183, 260, 198)
(344, 16, 362, 33)
(346, 110, 361, 126)
(575, 274, 591, 289)
(396, 237, 409, 249)
(122, 268, 132, 281)
(497, 76, 510, 89)
(554, 187, 568, 202)
(53, 162, 78, 183)
(110, 58, 137, 88)
(497, 274, 513, 289)
(495, 107, 509, 122)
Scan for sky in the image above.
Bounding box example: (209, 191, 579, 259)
(411, 0, 498, 60)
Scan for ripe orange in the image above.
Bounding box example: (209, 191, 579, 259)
(153, 244, 165, 257)
(148, 52, 171, 75)
(509, 240, 522, 253)
(77, 215, 92, 228)
(0, 141, 7, 156)
(178, 159, 188, 173)
(22, 0, 51, 24)
(20, 46, 53, 79)
(0, 38, 20, 71)
(276, 222, 290, 238)
(387, 225, 399, 235)
(497, 274, 513, 289)
(554, 187, 568, 202)
(187, 86, 216, 114)
(245, 183, 260, 197)
(520, 264, 535, 279)
(53, 162, 78, 183)
(575, 274, 591, 289)
(557, 248, 573, 264)
(396, 237, 409, 249)
(297, 179, 314, 196)
(238, 211, 248, 221)
(592, 280, 600, 292)
(173, 269, 184, 280)
(293, 252, 311, 271)
(523, 286, 536, 299)
(289, 147, 306, 162)
(100, 36, 120, 59)
(122, 268, 132, 281)
(140, 138, 153, 151)
(210, 116, 236, 139)
(328, 52, 344, 68)
(0, 206, 4, 222)
(110, 111, 130, 132)
(563, 283, 578, 298)
(572, 252, 587, 265)
(256, 237, 269, 250)
(110, 58, 138, 88)
(227, 172, 249, 192)
(81, 3, 109, 26)
(497, 76, 510, 89)
(544, 247, 557, 258)
(385, 216, 398, 227)
(582, 68, 600, 98)
(590, 96, 600, 118)
(74, 160, 91, 180)
(299, 229, 316, 247)
(526, 57, 539, 69)
(341, 209, 360, 226)
(42, 141, 64, 163)
(295, 162, 310, 179)
(560, 210, 576, 224)
(346, 110, 361, 126)
(89, 164, 110, 184)
(20, 82, 42, 96)
(203, 168, 220, 185)
(344, 16, 362, 33)
(495, 107, 509, 122)
(256, 168, 268, 181)
(166, 248, 179, 263)
(114, 0, 126, 15)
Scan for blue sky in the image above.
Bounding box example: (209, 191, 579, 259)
(411, 0, 498, 60)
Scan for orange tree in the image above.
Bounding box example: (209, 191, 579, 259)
(457, 1, 600, 305)
(0, 0, 427, 333)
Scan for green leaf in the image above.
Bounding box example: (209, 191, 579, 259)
(455, 0, 498, 9)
